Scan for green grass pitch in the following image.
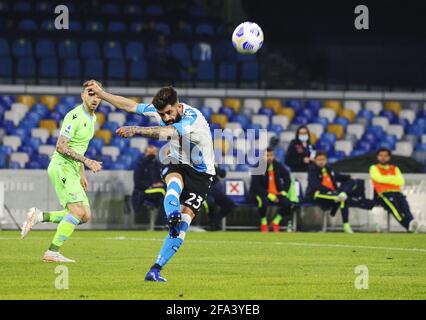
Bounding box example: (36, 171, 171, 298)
(0, 230, 425, 300)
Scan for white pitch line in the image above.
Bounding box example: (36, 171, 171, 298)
(2, 236, 426, 254)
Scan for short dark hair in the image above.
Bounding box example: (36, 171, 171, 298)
(377, 147, 391, 156)
(315, 151, 327, 159)
(266, 147, 274, 153)
(82, 79, 102, 92)
(152, 86, 178, 110)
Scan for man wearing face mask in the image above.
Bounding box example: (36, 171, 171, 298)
(285, 126, 316, 172)
(132, 145, 165, 217)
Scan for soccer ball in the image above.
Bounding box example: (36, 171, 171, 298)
(232, 22, 264, 54)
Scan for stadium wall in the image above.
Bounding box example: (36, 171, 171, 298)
(1, 170, 425, 232)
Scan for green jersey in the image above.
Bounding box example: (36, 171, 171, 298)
(51, 104, 96, 171)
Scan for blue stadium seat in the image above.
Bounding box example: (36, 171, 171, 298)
(241, 62, 259, 82)
(36, 2, 53, 12)
(285, 99, 303, 112)
(58, 97, 77, 110)
(196, 61, 214, 81)
(293, 115, 309, 126)
(58, 40, 78, 59)
(195, 23, 214, 35)
(35, 39, 55, 58)
(100, 155, 113, 170)
(34, 154, 50, 168)
(268, 124, 284, 134)
(46, 136, 57, 145)
(12, 39, 32, 57)
(116, 154, 133, 169)
(258, 108, 274, 117)
(84, 59, 104, 79)
(18, 145, 35, 158)
(39, 58, 58, 79)
(130, 22, 144, 33)
(8, 161, 21, 169)
(189, 5, 208, 17)
(124, 4, 142, 15)
(367, 125, 385, 139)
(415, 144, 426, 152)
(122, 147, 141, 162)
(312, 116, 329, 129)
(355, 140, 373, 153)
(0, 38, 9, 57)
(102, 3, 120, 14)
(192, 43, 212, 62)
(97, 104, 112, 115)
(298, 108, 316, 120)
(218, 62, 237, 82)
(108, 22, 127, 33)
(129, 60, 147, 81)
(2, 120, 16, 134)
(107, 60, 126, 80)
(198, 106, 213, 121)
(16, 57, 36, 78)
(125, 41, 144, 61)
(69, 21, 83, 32)
(89, 138, 104, 153)
(157, 22, 170, 34)
(334, 117, 349, 128)
(379, 110, 396, 122)
(41, 20, 54, 31)
(145, 5, 163, 16)
(219, 106, 234, 118)
(170, 43, 191, 62)
(316, 140, 334, 154)
(25, 161, 42, 169)
(103, 121, 119, 132)
(0, 152, 7, 168)
(104, 41, 123, 60)
(110, 137, 129, 151)
(236, 164, 250, 172)
(0, 57, 12, 78)
(86, 21, 104, 32)
(14, 1, 31, 12)
(18, 19, 37, 31)
(32, 104, 49, 118)
(85, 147, 97, 159)
(322, 133, 337, 144)
(12, 128, 29, 141)
(62, 59, 81, 79)
(230, 115, 251, 129)
(81, 40, 101, 59)
(305, 100, 323, 112)
(24, 137, 42, 150)
(111, 162, 127, 170)
(358, 109, 374, 121)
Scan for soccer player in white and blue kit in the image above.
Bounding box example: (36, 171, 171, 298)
(86, 82, 215, 282)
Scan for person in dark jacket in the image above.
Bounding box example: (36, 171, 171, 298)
(306, 151, 370, 233)
(205, 165, 236, 231)
(132, 145, 165, 215)
(249, 148, 293, 232)
(285, 125, 316, 172)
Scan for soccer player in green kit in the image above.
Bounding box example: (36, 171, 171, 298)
(21, 81, 103, 263)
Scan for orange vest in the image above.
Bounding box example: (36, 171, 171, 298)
(372, 164, 401, 194)
(268, 165, 279, 195)
(321, 168, 336, 191)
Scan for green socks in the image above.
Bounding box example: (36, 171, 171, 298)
(49, 214, 80, 252)
(272, 214, 282, 225)
(43, 209, 68, 223)
(260, 217, 267, 226)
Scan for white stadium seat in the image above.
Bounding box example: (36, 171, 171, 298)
(3, 135, 22, 151)
(10, 152, 29, 168)
(365, 101, 383, 115)
(372, 116, 389, 131)
(101, 146, 120, 162)
(52, 129, 61, 138)
(38, 145, 56, 157)
(243, 98, 262, 114)
(394, 142, 413, 157)
(31, 128, 50, 144)
(343, 100, 361, 115)
(272, 115, 289, 130)
(318, 108, 336, 122)
(11, 102, 29, 116)
(386, 124, 404, 140)
(307, 123, 324, 139)
(335, 140, 353, 156)
(422, 134, 426, 144)
(399, 109, 416, 124)
(142, 97, 152, 104)
(203, 98, 222, 113)
(280, 131, 296, 143)
(347, 124, 365, 139)
(225, 122, 242, 131)
(108, 112, 126, 126)
(4, 110, 24, 126)
(251, 115, 269, 129)
(129, 137, 148, 152)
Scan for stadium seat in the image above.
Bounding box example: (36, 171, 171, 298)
(101, 3, 120, 14)
(243, 98, 262, 114)
(278, 107, 295, 122)
(0, 57, 12, 78)
(31, 128, 49, 143)
(384, 101, 402, 115)
(340, 109, 356, 122)
(280, 131, 295, 143)
(156, 22, 171, 34)
(35, 39, 55, 58)
(219, 106, 234, 118)
(327, 124, 344, 140)
(81, 40, 101, 59)
(334, 117, 349, 128)
(324, 100, 342, 114)
(204, 98, 222, 113)
(4, 110, 23, 126)
(110, 137, 129, 152)
(272, 115, 289, 130)
(251, 115, 269, 129)
(241, 62, 259, 82)
(108, 112, 126, 127)
(107, 60, 126, 81)
(95, 130, 112, 145)
(264, 99, 282, 114)
(62, 59, 81, 79)
(394, 142, 413, 157)
(343, 100, 362, 115)
(129, 137, 148, 152)
(40, 95, 59, 111)
(41, 20, 55, 31)
(307, 123, 324, 139)
(195, 23, 214, 35)
(84, 59, 104, 79)
(192, 42, 212, 61)
(125, 41, 144, 61)
(16, 57, 36, 78)
(335, 140, 353, 156)
(224, 98, 241, 114)
(365, 101, 383, 115)
(318, 108, 336, 123)
(219, 62, 237, 82)
(38, 144, 55, 157)
(39, 58, 59, 79)
(346, 123, 365, 140)
(386, 124, 404, 140)
(145, 5, 163, 16)
(86, 21, 104, 32)
(129, 60, 147, 81)
(211, 114, 228, 129)
(12, 38, 32, 57)
(372, 116, 390, 131)
(58, 40, 78, 59)
(196, 61, 215, 81)
(39, 119, 57, 135)
(108, 22, 127, 33)
(10, 152, 29, 167)
(399, 109, 416, 124)
(104, 41, 123, 60)
(123, 4, 142, 15)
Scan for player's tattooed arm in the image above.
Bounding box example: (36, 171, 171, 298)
(85, 80, 137, 113)
(116, 126, 178, 140)
(56, 136, 102, 173)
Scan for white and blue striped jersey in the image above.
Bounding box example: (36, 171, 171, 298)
(135, 102, 216, 176)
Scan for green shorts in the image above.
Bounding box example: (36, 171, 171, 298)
(47, 159, 89, 209)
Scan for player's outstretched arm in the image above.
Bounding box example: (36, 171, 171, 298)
(116, 125, 179, 140)
(85, 79, 138, 113)
(56, 136, 103, 173)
